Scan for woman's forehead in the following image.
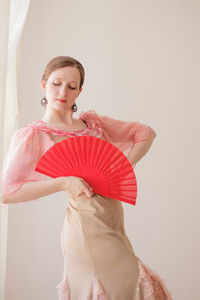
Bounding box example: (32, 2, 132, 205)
(49, 67, 80, 82)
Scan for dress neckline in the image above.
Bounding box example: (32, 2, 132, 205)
(36, 118, 89, 133)
(26, 109, 103, 138)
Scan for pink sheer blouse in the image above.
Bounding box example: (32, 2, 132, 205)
(0, 109, 152, 206)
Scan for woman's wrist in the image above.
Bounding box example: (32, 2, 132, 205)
(55, 176, 70, 192)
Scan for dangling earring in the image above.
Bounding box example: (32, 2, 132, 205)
(72, 103, 78, 112)
(41, 97, 48, 106)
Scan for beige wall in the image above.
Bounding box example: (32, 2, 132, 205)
(5, 0, 200, 299)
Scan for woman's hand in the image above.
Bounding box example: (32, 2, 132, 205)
(59, 176, 94, 198)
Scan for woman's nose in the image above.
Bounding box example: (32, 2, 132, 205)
(59, 85, 69, 95)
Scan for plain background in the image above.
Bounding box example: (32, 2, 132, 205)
(5, 0, 200, 299)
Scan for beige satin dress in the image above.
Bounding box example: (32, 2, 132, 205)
(57, 191, 173, 300)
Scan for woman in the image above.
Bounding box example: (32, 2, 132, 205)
(1, 56, 173, 300)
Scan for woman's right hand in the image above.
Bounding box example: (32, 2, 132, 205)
(59, 176, 94, 198)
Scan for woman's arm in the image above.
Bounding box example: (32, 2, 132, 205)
(0, 126, 66, 205)
(1, 177, 63, 204)
(126, 129, 156, 166)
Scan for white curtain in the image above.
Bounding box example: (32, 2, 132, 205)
(0, 0, 31, 299)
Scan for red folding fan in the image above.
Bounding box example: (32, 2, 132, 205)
(35, 136, 137, 205)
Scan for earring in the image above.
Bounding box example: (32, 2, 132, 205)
(72, 103, 78, 112)
(41, 97, 48, 106)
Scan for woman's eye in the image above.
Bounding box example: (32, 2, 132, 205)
(53, 83, 76, 89)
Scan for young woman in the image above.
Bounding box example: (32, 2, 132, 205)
(1, 56, 173, 300)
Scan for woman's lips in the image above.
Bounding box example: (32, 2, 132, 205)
(57, 99, 67, 103)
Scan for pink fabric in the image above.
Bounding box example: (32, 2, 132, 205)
(56, 275, 108, 300)
(92, 276, 108, 300)
(137, 258, 174, 300)
(56, 259, 173, 300)
(0, 127, 48, 197)
(86, 110, 152, 152)
(0, 109, 152, 206)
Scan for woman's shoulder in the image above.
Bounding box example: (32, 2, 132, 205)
(77, 109, 105, 138)
(78, 109, 103, 128)
(10, 121, 42, 146)
(11, 123, 34, 138)
(78, 109, 109, 124)
(18, 120, 53, 135)
(78, 109, 99, 120)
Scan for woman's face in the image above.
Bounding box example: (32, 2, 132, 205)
(41, 66, 82, 112)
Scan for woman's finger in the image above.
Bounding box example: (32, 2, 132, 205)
(83, 181, 93, 191)
(82, 186, 93, 197)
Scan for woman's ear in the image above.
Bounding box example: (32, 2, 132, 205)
(40, 80, 46, 94)
(78, 87, 82, 96)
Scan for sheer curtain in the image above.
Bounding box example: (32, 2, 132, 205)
(0, 0, 31, 299)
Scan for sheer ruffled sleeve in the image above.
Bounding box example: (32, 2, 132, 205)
(0, 126, 49, 205)
(80, 110, 153, 152)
